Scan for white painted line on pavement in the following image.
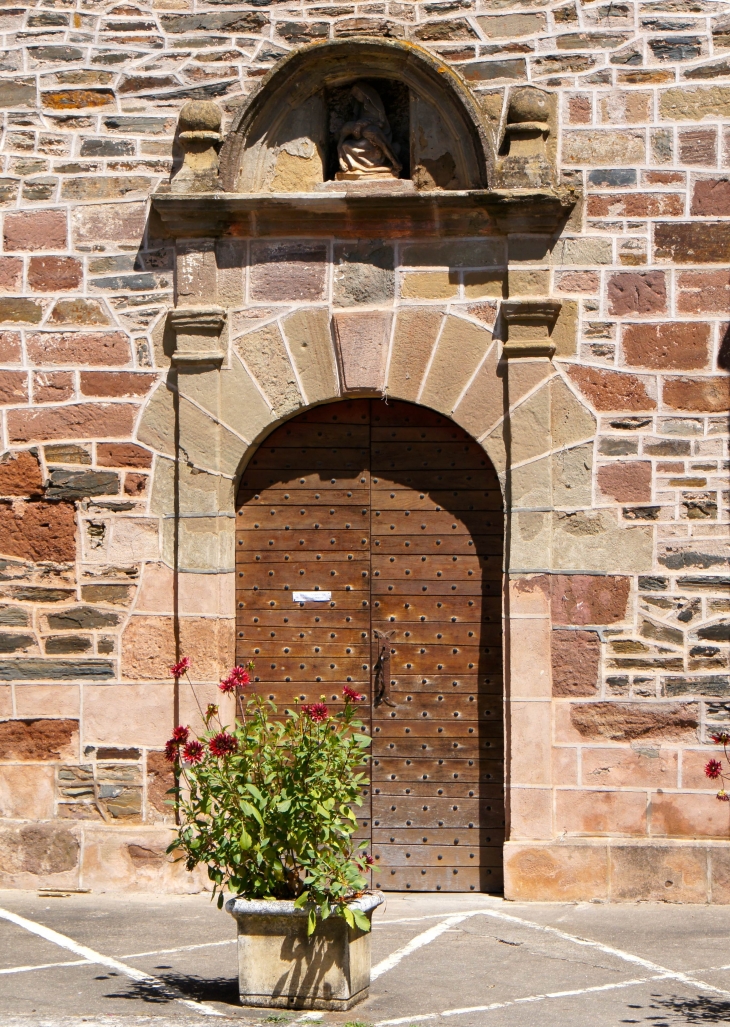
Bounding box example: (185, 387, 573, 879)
(375, 974, 672, 1025)
(475, 907, 730, 998)
(0, 905, 224, 1016)
(371, 910, 484, 980)
(121, 939, 236, 959)
(0, 959, 91, 975)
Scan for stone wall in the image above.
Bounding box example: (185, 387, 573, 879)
(0, 0, 728, 897)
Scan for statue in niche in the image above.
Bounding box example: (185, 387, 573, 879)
(336, 82, 402, 180)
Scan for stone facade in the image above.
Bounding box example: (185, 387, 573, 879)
(0, 0, 728, 900)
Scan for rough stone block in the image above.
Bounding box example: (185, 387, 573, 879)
(552, 629, 600, 696)
(0, 717, 78, 761)
(401, 272, 457, 300)
(597, 461, 652, 503)
(655, 222, 730, 264)
(568, 365, 656, 411)
(662, 376, 730, 412)
(570, 701, 698, 741)
(333, 241, 394, 307)
(8, 403, 137, 444)
(607, 271, 666, 316)
(562, 130, 646, 165)
(552, 444, 593, 507)
(3, 209, 67, 252)
(553, 511, 653, 572)
(0, 823, 80, 888)
(622, 322, 710, 370)
(27, 256, 82, 292)
(0, 499, 76, 562)
(660, 85, 730, 120)
(26, 331, 131, 367)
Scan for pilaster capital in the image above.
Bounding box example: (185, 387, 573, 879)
(169, 304, 226, 366)
(501, 299, 561, 359)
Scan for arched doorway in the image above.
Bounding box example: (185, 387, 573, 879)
(235, 398, 504, 893)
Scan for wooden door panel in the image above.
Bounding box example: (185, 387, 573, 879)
(236, 398, 504, 895)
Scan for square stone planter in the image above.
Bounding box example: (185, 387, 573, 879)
(225, 892, 384, 1011)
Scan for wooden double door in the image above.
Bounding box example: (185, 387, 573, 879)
(235, 399, 504, 892)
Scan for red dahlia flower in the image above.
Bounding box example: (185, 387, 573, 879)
(219, 665, 250, 693)
(718, 790, 730, 802)
(343, 684, 365, 702)
(172, 725, 189, 744)
(712, 732, 730, 745)
(705, 758, 723, 779)
(183, 740, 205, 765)
(303, 702, 329, 723)
(209, 732, 238, 757)
(206, 703, 219, 719)
(361, 854, 375, 867)
(164, 739, 179, 763)
(170, 656, 191, 677)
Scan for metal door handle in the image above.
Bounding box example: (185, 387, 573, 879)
(374, 629, 396, 708)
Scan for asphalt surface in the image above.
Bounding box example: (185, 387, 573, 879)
(1, 889, 730, 1026)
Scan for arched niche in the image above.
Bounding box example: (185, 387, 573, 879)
(218, 39, 492, 193)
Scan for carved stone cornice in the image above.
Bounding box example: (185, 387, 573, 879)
(169, 305, 226, 366)
(151, 187, 577, 239)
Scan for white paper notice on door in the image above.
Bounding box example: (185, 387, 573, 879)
(292, 591, 332, 603)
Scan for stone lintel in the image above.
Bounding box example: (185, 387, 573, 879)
(151, 188, 577, 239)
(169, 305, 226, 367)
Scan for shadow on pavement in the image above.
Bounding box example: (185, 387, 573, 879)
(100, 969, 240, 1007)
(645, 994, 730, 1025)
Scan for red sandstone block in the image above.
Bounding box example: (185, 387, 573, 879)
(509, 788, 553, 840)
(26, 331, 131, 367)
(691, 177, 730, 215)
(28, 256, 83, 292)
(124, 471, 148, 496)
(677, 270, 730, 314)
(0, 332, 21, 364)
(567, 365, 656, 411)
(567, 93, 592, 124)
(555, 789, 648, 836)
(642, 170, 685, 185)
(553, 746, 579, 787)
(0, 370, 28, 405)
(622, 322, 710, 370)
(597, 460, 652, 503)
(0, 257, 22, 293)
(96, 442, 152, 469)
(663, 376, 730, 413)
(33, 371, 74, 403)
(607, 271, 667, 316)
(549, 574, 630, 625)
(79, 372, 156, 398)
(250, 241, 327, 302)
(551, 629, 600, 696)
(679, 127, 717, 166)
(0, 450, 43, 497)
(588, 192, 684, 218)
(3, 209, 67, 252)
(0, 499, 76, 562)
(7, 402, 138, 443)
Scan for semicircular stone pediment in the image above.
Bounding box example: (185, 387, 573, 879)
(218, 39, 493, 193)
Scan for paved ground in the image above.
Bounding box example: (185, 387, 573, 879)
(1, 889, 730, 1026)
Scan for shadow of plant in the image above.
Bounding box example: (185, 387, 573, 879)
(636, 994, 730, 1025)
(102, 968, 240, 1007)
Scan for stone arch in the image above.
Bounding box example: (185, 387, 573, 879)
(218, 39, 493, 193)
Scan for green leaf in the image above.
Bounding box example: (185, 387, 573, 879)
(352, 908, 371, 933)
(240, 827, 253, 850)
(307, 909, 317, 936)
(342, 906, 355, 929)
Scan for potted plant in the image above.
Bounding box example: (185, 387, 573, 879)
(165, 658, 383, 1011)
